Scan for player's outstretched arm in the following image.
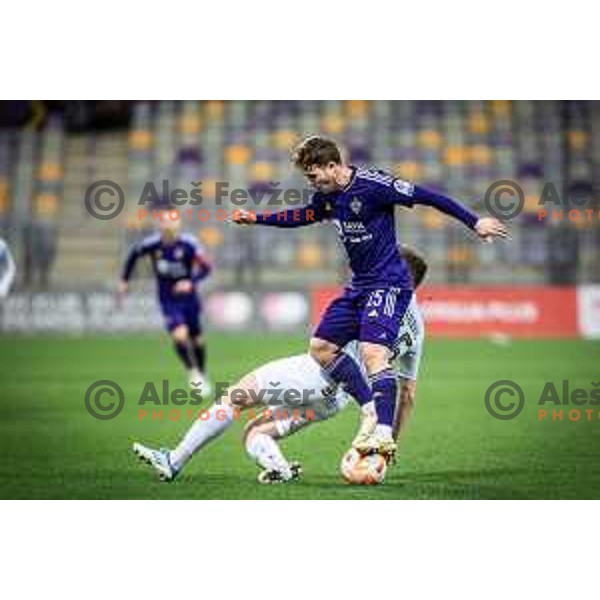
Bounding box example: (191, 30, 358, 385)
(387, 180, 510, 242)
(412, 189, 510, 241)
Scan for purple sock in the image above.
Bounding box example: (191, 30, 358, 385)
(370, 369, 397, 427)
(325, 352, 371, 406)
(174, 341, 193, 369)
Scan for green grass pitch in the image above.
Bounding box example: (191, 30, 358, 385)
(0, 333, 598, 499)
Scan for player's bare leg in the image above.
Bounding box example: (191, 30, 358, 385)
(243, 418, 304, 484)
(392, 378, 417, 441)
(355, 342, 397, 460)
(309, 337, 339, 366)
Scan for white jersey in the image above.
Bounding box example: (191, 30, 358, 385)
(253, 296, 424, 436)
(0, 238, 16, 298)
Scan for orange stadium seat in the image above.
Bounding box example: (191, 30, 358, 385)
(417, 130, 443, 150)
(129, 130, 153, 150)
(345, 100, 370, 119)
(198, 226, 223, 247)
(0, 178, 9, 214)
(524, 193, 541, 214)
(490, 100, 512, 118)
(34, 193, 59, 216)
(394, 161, 422, 181)
(568, 130, 588, 151)
(199, 179, 219, 201)
(444, 145, 469, 166)
(321, 114, 345, 134)
(470, 145, 493, 165)
(204, 101, 224, 119)
(297, 242, 323, 269)
(272, 130, 298, 150)
(468, 112, 489, 135)
(422, 210, 445, 229)
(225, 145, 252, 165)
(179, 115, 202, 135)
(250, 161, 275, 182)
(38, 162, 63, 181)
(448, 245, 476, 265)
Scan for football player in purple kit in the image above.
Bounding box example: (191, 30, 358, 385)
(118, 213, 213, 393)
(234, 136, 509, 460)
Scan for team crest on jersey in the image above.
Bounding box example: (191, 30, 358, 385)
(393, 179, 415, 197)
(350, 196, 362, 214)
(156, 259, 169, 274)
(175, 247, 184, 260)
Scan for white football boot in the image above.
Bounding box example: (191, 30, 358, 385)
(189, 368, 213, 398)
(257, 462, 302, 484)
(133, 442, 178, 481)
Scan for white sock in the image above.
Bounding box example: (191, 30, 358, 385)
(375, 424, 393, 439)
(170, 403, 234, 471)
(246, 433, 291, 477)
(361, 400, 376, 418)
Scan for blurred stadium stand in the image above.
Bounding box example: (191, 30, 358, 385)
(1, 100, 599, 292)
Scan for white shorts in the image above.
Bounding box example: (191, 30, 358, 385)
(252, 353, 349, 436)
(343, 296, 425, 381)
(394, 348, 422, 381)
(393, 296, 425, 380)
(343, 341, 423, 382)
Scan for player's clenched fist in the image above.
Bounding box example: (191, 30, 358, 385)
(475, 217, 510, 243)
(232, 209, 257, 224)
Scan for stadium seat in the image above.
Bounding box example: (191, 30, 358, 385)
(0, 178, 9, 215)
(225, 144, 252, 165)
(297, 242, 323, 269)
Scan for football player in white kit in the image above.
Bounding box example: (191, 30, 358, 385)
(133, 246, 427, 484)
(0, 237, 16, 298)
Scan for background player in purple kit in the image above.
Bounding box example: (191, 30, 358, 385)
(118, 213, 212, 393)
(234, 136, 509, 459)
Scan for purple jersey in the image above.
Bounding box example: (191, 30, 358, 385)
(121, 232, 211, 304)
(255, 166, 479, 290)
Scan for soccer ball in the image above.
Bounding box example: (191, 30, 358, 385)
(340, 448, 387, 485)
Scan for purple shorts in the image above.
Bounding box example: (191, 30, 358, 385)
(314, 286, 413, 350)
(160, 295, 202, 337)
